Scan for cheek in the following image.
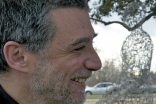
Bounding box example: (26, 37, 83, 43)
(51, 55, 85, 82)
(64, 56, 83, 71)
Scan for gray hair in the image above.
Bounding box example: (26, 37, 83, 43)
(0, 0, 89, 71)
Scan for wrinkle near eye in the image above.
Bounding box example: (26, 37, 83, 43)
(74, 46, 85, 51)
(55, 47, 80, 58)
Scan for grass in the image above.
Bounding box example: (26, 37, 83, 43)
(86, 94, 103, 99)
(86, 93, 156, 98)
(84, 101, 96, 104)
(85, 94, 156, 104)
(85, 100, 156, 104)
(84, 101, 156, 104)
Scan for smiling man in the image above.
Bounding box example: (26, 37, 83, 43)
(0, 0, 101, 104)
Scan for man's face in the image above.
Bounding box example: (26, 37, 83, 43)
(30, 8, 101, 104)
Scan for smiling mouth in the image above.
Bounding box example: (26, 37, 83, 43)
(71, 77, 87, 83)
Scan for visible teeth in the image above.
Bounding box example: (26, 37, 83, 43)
(72, 78, 86, 83)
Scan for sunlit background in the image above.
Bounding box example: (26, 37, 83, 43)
(92, 14, 156, 72)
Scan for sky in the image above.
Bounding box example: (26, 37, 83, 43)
(92, 15, 156, 72)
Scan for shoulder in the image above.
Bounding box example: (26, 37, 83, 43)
(0, 85, 18, 104)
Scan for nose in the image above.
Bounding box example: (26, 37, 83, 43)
(84, 47, 102, 71)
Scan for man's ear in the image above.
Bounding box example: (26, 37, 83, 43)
(3, 41, 28, 72)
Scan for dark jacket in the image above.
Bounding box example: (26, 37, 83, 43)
(0, 85, 18, 104)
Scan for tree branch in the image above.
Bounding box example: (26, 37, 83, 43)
(90, 12, 156, 31)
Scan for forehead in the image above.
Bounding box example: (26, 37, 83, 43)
(50, 7, 95, 44)
(51, 8, 90, 26)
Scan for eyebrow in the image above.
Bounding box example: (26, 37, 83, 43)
(71, 33, 98, 46)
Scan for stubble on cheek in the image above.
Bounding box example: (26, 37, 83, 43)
(29, 60, 70, 103)
(67, 84, 86, 104)
(29, 56, 90, 104)
(65, 69, 92, 104)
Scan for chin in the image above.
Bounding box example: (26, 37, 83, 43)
(67, 91, 86, 104)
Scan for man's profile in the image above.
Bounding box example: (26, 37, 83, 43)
(0, 0, 101, 104)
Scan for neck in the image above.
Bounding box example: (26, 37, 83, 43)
(0, 70, 34, 104)
(0, 71, 65, 104)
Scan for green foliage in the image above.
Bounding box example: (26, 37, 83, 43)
(89, 0, 156, 28)
(90, 0, 156, 17)
(91, 0, 135, 18)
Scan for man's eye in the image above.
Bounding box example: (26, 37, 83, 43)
(74, 46, 85, 51)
